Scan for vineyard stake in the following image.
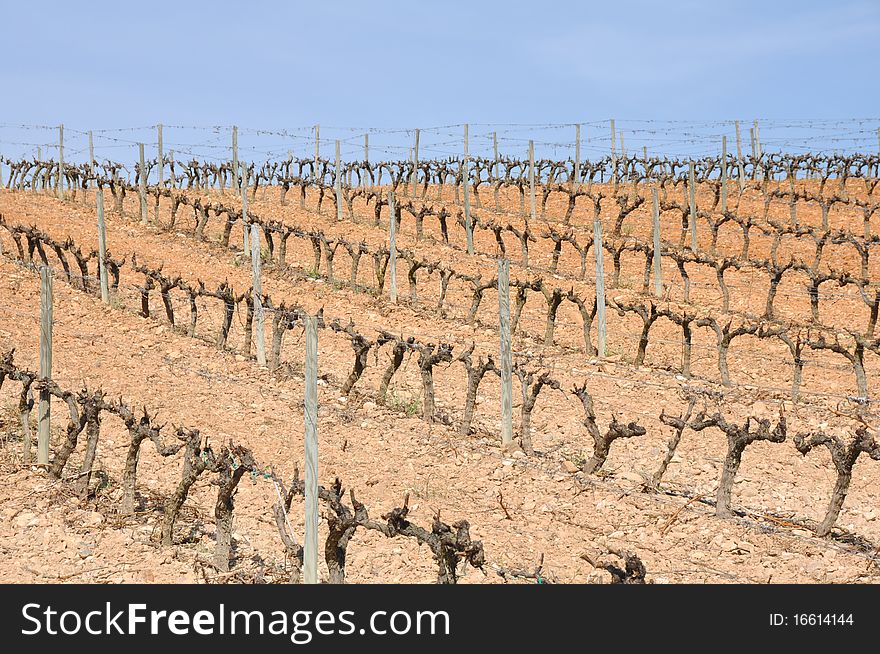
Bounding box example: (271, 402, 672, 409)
(412, 128, 420, 196)
(138, 142, 148, 224)
(528, 139, 536, 220)
(88, 130, 95, 186)
(38, 266, 53, 466)
(363, 133, 369, 189)
(721, 135, 728, 212)
(57, 124, 64, 199)
(492, 132, 500, 208)
(303, 315, 319, 584)
(241, 166, 250, 258)
(96, 190, 110, 304)
(610, 119, 617, 187)
(574, 123, 581, 190)
(754, 119, 763, 182)
(749, 126, 756, 181)
(593, 216, 607, 357)
(688, 161, 698, 250)
(652, 187, 663, 297)
(335, 140, 343, 222)
(498, 259, 514, 447)
(463, 124, 474, 254)
(247, 168, 267, 367)
(231, 125, 238, 192)
(314, 124, 320, 187)
(493, 131, 499, 179)
(388, 191, 398, 304)
(735, 120, 744, 192)
(154, 124, 163, 220)
(157, 123, 164, 187)
(250, 225, 266, 366)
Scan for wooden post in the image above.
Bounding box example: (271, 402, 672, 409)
(735, 120, 745, 192)
(610, 119, 617, 186)
(498, 259, 513, 447)
(96, 190, 110, 304)
(688, 161, 698, 250)
(488, 131, 500, 208)
(313, 124, 320, 185)
(250, 227, 267, 366)
(139, 143, 148, 224)
(463, 124, 474, 254)
(88, 131, 95, 177)
(38, 266, 53, 466)
(241, 166, 250, 254)
(154, 124, 163, 220)
(157, 123, 164, 187)
(749, 126, 757, 181)
(574, 123, 581, 189)
(754, 119, 763, 181)
(231, 126, 238, 191)
(57, 124, 64, 199)
(388, 191, 398, 304)
(335, 140, 343, 222)
(528, 139, 536, 220)
(652, 187, 662, 297)
(302, 315, 319, 584)
(721, 135, 728, 212)
(412, 128, 420, 195)
(493, 131, 499, 187)
(593, 217, 607, 357)
(245, 166, 266, 366)
(363, 133, 370, 188)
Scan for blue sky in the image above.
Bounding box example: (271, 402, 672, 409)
(1, 0, 878, 161)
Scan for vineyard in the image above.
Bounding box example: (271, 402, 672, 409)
(2, 136, 880, 584)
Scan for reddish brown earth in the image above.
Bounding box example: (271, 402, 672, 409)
(1, 180, 879, 584)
